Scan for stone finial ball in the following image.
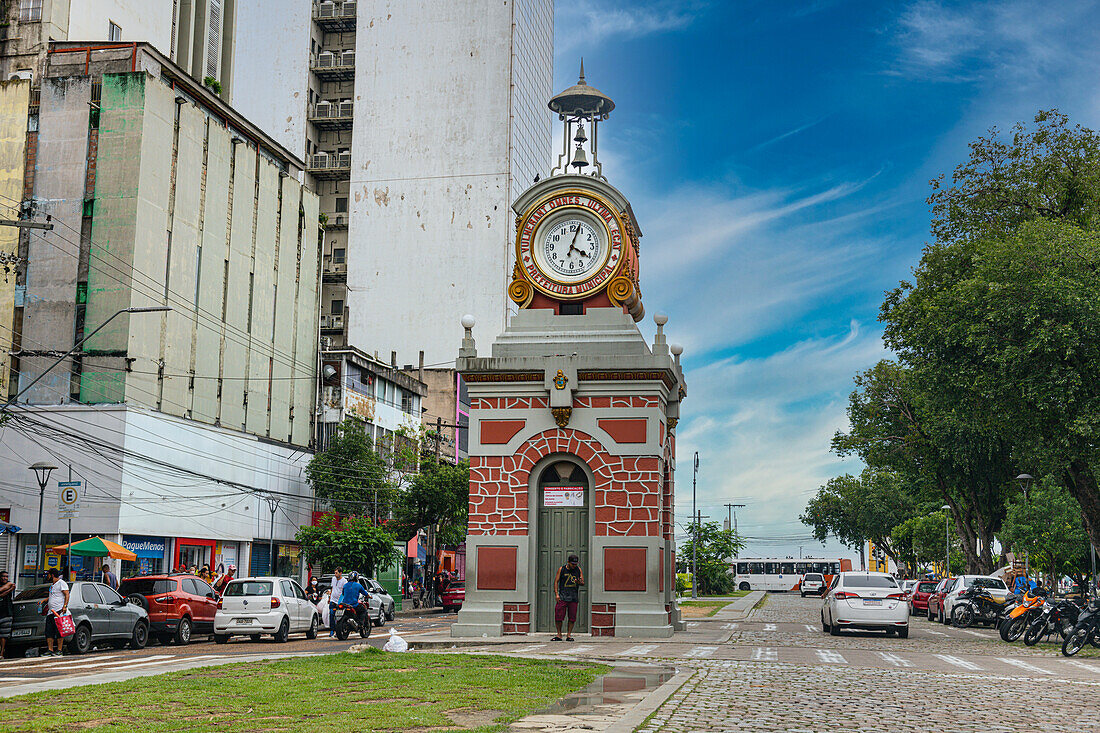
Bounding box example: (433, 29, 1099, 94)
(460, 314, 476, 329)
(670, 343, 684, 355)
(654, 312, 669, 326)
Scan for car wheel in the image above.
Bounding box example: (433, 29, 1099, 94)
(374, 609, 385, 627)
(250, 634, 262, 642)
(885, 628, 896, 637)
(130, 621, 149, 650)
(829, 622, 841, 636)
(214, 634, 229, 645)
(306, 614, 318, 640)
(385, 606, 395, 621)
(68, 624, 92, 655)
(274, 617, 290, 643)
(897, 626, 909, 639)
(174, 617, 192, 646)
(738, 582, 751, 591)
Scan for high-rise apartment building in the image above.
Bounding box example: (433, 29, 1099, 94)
(232, 0, 554, 365)
(1, 0, 238, 101)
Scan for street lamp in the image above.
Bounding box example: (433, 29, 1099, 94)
(941, 505, 951, 579)
(692, 451, 699, 600)
(30, 461, 58, 581)
(1015, 474, 1034, 575)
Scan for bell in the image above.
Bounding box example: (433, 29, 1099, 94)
(573, 121, 588, 144)
(570, 144, 589, 169)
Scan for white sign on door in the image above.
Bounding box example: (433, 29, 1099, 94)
(58, 481, 81, 520)
(543, 486, 584, 507)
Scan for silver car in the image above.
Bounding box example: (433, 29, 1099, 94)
(365, 578, 396, 626)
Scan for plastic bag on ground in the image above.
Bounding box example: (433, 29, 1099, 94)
(383, 627, 408, 652)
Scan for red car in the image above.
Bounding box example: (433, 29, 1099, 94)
(925, 578, 954, 624)
(119, 574, 219, 645)
(909, 580, 939, 615)
(440, 582, 465, 613)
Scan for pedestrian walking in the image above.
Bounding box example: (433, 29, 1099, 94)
(305, 578, 322, 604)
(101, 564, 119, 591)
(328, 568, 346, 638)
(213, 564, 235, 594)
(44, 568, 70, 657)
(0, 570, 14, 658)
(552, 554, 584, 642)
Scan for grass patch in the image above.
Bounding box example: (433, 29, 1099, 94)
(678, 600, 732, 618)
(753, 593, 769, 610)
(0, 652, 607, 733)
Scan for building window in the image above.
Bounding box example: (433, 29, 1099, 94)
(19, 0, 42, 22)
(335, 197, 348, 213)
(333, 248, 345, 264)
(108, 21, 122, 41)
(330, 299, 343, 315)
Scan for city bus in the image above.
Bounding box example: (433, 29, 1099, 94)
(731, 558, 853, 592)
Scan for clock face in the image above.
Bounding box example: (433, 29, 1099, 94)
(542, 218, 602, 279)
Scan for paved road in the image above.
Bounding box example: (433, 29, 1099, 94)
(0, 611, 455, 691)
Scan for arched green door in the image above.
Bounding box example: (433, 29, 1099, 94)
(535, 461, 590, 632)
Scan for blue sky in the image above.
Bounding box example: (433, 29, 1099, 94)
(554, 0, 1100, 562)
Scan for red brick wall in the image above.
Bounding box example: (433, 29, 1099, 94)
(503, 602, 530, 635)
(468, 427, 662, 537)
(591, 602, 616, 636)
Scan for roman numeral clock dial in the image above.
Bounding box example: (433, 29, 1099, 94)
(543, 219, 601, 277)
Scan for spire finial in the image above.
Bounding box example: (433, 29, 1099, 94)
(578, 58, 585, 85)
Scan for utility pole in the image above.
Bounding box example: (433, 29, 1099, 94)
(266, 495, 281, 575)
(724, 503, 745, 559)
(67, 465, 72, 582)
(692, 452, 699, 599)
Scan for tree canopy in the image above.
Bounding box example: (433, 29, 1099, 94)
(678, 521, 744, 596)
(295, 515, 402, 577)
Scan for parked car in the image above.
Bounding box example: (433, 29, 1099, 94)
(441, 582, 465, 613)
(9, 581, 149, 655)
(927, 578, 954, 623)
(365, 578, 396, 625)
(942, 575, 1009, 625)
(800, 573, 826, 597)
(214, 577, 320, 644)
(909, 580, 938, 615)
(821, 571, 909, 638)
(119, 573, 219, 646)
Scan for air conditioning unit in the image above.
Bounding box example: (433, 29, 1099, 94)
(331, 315, 344, 328)
(311, 152, 330, 169)
(333, 214, 346, 227)
(320, 336, 333, 350)
(318, 51, 336, 68)
(341, 50, 355, 66)
(342, 1, 357, 16)
(318, 1, 336, 18)
(339, 101, 353, 117)
(337, 151, 351, 168)
(315, 100, 332, 118)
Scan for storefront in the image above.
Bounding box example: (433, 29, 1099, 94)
(213, 541, 239, 574)
(120, 536, 168, 577)
(174, 537, 216, 573)
(249, 541, 300, 578)
(17, 533, 97, 586)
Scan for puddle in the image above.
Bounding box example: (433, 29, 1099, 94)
(539, 665, 675, 714)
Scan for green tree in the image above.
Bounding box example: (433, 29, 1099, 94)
(800, 468, 913, 566)
(389, 458, 470, 545)
(891, 511, 953, 575)
(295, 515, 402, 576)
(1000, 479, 1091, 586)
(678, 521, 744, 596)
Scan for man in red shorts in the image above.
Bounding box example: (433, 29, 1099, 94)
(552, 554, 584, 641)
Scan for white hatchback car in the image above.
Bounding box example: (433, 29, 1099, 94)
(214, 577, 321, 644)
(821, 571, 909, 638)
(800, 573, 826, 597)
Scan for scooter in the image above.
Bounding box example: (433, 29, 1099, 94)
(1061, 597, 1100, 657)
(998, 587, 1047, 642)
(332, 602, 371, 641)
(1024, 598, 1081, 646)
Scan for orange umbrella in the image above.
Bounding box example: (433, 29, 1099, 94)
(48, 536, 137, 561)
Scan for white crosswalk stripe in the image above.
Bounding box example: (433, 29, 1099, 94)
(721, 623, 739, 630)
(0, 677, 35, 683)
(551, 645, 594, 655)
(815, 649, 846, 664)
(763, 624, 777, 631)
(683, 646, 718, 658)
(752, 647, 777, 661)
(804, 625, 816, 632)
(5, 653, 125, 667)
(934, 654, 982, 670)
(997, 657, 1054, 675)
(687, 623, 700, 629)
(925, 629, 948, 636)
(957, 629, 986, 637)
(1062, 659, 1100, 674)
(38, 655, 177, 672)
(878, 652, 913, 668)
(618, 644, 658, 656)
(512, 644, 546, 654)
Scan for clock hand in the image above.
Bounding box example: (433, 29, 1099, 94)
(571, 226, 581, 246)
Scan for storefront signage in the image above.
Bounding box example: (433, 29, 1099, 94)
(543, 486, 585, 507)
(122, 537, 166, 558)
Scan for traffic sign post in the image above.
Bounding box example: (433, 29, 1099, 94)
(58, 480, 80, 580)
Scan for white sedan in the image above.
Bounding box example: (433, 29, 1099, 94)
(214, 577, 321, 643)
(821, 571, 909, 638)
(940, 575, 1009, 624)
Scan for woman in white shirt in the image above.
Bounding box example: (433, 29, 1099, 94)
(45, 568, 69, 656)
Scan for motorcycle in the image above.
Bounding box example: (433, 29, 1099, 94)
(1061, 596, 1100, 657)
(998, 587, 1047, 642)
(1024, 598, 1082, 646)
(952, 585, 1012, 629)
(332, 602, 371, 641)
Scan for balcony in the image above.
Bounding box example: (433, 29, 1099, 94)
(320, 314, 345, 332)
(308, 100, 353, 130)
(322, 213, 348, 229)
(311, 51, 355, 81)
(307, 152, 351, 180)
(314, 1, 357, 32)
(322, 255, 347, 283)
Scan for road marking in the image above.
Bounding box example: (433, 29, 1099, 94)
(815, 649, 846, 664)
(721, 623, 739, 630)
(934, 654, 982, 671)
(551, 645, 593, 655)
(618, 644, 658, 656)
(763, 624, 777, 631)
(687, 623, 699, 629)
(1062, 659, 1100, 674)
(512, 644, 546, 654)
(878, 652, 913, 667)
(683, 645, 718, 658)
(4, 653, 125, 667)
(804, 625, 816, 632)
(957, 629, 986, 637)
(925, 629, 948, 636)
(0, 678, 34, 683)
(997, 657, 1054, 675)
(38, 655, 177, 672)
(752, 647, 777, 661)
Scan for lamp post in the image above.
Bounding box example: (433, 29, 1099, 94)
(941, 505, 951, 579)
(1016, 474, 1034, 576)
(30, 461, 58, 582)
(692, 451, 699, 599)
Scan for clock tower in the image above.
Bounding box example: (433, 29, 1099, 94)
(452, 65, 685, 638)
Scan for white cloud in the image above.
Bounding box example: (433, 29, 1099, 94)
(555, 1, 705, 57)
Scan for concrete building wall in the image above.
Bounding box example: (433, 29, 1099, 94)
(0, 80, 30, 397)
(228, 0, 311, 158)
(66, 0, 174, 50)
(292, 191, 320, 446)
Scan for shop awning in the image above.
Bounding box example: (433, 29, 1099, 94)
(48, 536, 136, 561)
(0, 519, 20, 534)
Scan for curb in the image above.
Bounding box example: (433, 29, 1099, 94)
(605, 669, 694, 733)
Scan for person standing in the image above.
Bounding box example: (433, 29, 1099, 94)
(44, 568, 70, 657)
(101, 564, 119, 591)
(328, 568, 346, 638)
(0, 571, 14, 658)
(552, 554, 585, 642)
